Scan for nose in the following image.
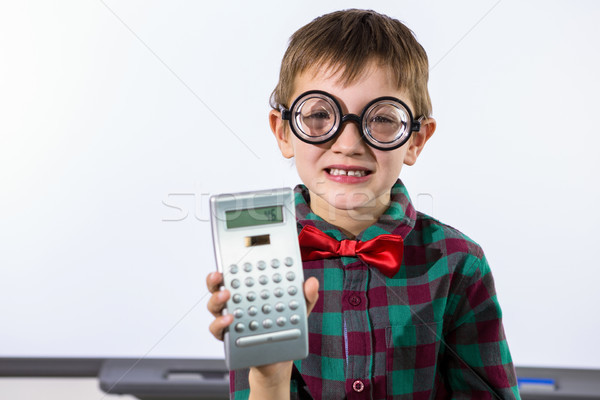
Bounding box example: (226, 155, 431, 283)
(330, 118, 366, 155)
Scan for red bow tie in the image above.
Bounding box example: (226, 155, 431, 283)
(298, 225, 404, 278)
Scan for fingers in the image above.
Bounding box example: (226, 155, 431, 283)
(206, 271, 229, 318)
(209, 313, 233, 341)
(206, 271, 233, 341)
(207, 287, 230, 317)
(303, 277, 320, 316)
(206, 271, 227, 317)
(206, 271, 223, 294)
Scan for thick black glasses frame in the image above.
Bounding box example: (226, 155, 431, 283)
(280, 90, 422, 151)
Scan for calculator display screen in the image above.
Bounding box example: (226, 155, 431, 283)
(225, 205, 283, 229)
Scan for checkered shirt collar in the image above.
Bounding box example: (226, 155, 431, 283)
(294, 179, 417, 242)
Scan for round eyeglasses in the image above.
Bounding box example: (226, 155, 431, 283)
(280, 90, 423, 151)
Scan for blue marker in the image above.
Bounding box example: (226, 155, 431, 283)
(518, 377, 556, 392)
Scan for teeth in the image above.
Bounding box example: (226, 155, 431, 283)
(329, 168, 366, 177)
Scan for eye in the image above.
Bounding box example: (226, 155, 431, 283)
(301, 103, 332, 120)
(304, 110, 331, 120)
(369, 114, 398, 124)
(299, 107, 334, 134)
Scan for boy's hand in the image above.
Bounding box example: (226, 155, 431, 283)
(301, 274, 320, 315)
(206, 272, 320, 341)
(206, 271, 233, 341)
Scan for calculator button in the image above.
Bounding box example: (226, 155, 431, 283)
(271, 258, 280, 268)
(236, 328, 301, 347)
(289, 300, 299, 310)
(243, 262, 252, 272)
(284, 257, 293, 266)
(258, 275, 268, 285)
(262, 319, 273, 329)
(245, 277, 255, 287)
(276, 316, 286, 327)
(287, 286, 297, 296)
(275, 302, 285, 312)
(233, 308, 244, 318)
(249, 321, 259, 331)
(286, 271, 295, 281)
(260, 290, 270, 300)
(274, 287, 284, 298)
(272, 273, 282, 283)
(235, 323, 245, 333)
(229, 265, 238, 274)
(262, 304, 272, 314)
(290, 314, 300, 325)
(246, 291, 256, 302)
(248, 306, 258, 316)
(232, 294, 242, 303)
(257, 260, 267, 270)
(231, 279, 241, 289)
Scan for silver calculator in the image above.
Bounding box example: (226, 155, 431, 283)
(210, 188, 308, 370)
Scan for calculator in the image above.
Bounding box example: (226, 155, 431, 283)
(210, 188, 308, 370)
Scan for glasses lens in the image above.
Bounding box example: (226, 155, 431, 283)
(364, 101, 410, 147)
(293, 94, 338, 142)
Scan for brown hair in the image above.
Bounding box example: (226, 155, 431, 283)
(270, 9, 432, 118)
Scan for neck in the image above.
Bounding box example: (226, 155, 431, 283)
(307, 191, 391, 238)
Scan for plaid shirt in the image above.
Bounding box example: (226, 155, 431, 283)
(230, 180, 520, 399)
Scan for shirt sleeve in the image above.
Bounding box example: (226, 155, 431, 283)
(229, 368, 250, 400)
(441, 254, 521, 399)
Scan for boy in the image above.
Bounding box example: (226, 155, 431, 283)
(207, 9, 519, 400)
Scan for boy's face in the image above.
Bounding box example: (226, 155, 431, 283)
(270, 63, 435, 221)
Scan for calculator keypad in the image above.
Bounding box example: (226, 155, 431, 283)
(227, 257, 301, 339)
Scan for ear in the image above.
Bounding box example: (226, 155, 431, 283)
(269, 109, 294, 159)
(403, 117, 436, 166)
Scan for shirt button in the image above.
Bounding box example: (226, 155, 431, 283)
(348, 295, 361, 306)
(352, 379, 364, 392)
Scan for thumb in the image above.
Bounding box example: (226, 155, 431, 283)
(303, 277, 320, 316)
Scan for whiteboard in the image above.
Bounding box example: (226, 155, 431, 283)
(1, 0, 598, 369)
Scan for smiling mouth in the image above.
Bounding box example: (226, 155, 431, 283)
(326, 168, 371, 177)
